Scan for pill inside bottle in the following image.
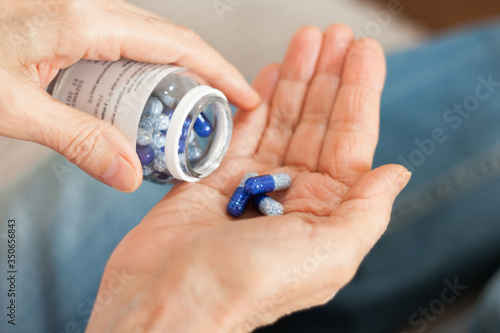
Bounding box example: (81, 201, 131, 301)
(48, 59, 233, 185)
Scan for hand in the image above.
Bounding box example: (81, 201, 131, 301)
(86, 25, 411, 333)
(0, 0, 259, 192)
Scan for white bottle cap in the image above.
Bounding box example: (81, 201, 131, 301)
(165, 85, 229, 182)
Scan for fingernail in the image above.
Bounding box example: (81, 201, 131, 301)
(395, 171, 412, 194)
(101, 155, 139, 192)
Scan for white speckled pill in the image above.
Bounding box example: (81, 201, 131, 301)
(153, 153, 168, 172)
(151, 133, 166, 150)
(142, 164, 154, 177)
(188, 146, 203, 162)
(136, 128, 153, 146)
(273, 173, 292, 191)
(252, 194, 284, 216)
(154, 114, 170, 132)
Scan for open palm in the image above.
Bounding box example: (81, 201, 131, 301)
(87, 25, 410, 333)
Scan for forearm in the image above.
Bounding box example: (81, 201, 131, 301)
(86, 255, 246, 333)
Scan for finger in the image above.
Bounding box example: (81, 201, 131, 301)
(86, 9, 260, 110)
(318, 39, 386, 185)
(201, 64, 281, 197)
(269, 165, 410, 315)
(255, 26, 323, 166)
(326, 165, 410, 258)
(285, 24, 354, 170)
(0, 75, 142, 192)
(228, 63, 281, 159)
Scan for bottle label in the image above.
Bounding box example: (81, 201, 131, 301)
(50, 59, 178, 145)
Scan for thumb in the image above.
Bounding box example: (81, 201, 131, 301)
(27, 90, 142, 192)
(327, 164, 411, 252)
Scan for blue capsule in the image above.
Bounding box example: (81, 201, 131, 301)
(149, 171, 171, 183)
(244, 173, 292, 195)
(164, 109, 174, 119)
(227, 172, 258, 217)
(252, 194, 284, 216)
(181, 118, 191, 138)
(178, 137, 187, 154)
(136, 145, 155, 165)
(193, 113, 213, 137)
(178, 118, 192, 153)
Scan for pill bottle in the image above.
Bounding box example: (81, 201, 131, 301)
(47, 59, 233, 184)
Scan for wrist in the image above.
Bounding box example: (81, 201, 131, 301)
(150, 251, 248, 333)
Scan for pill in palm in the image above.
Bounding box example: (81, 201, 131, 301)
(252, 194, 284, 216)
(193, 113, 213, 137)
(227, 172, 258, 217)
(244, 173, 292, 195)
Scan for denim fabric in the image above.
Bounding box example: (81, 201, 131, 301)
(2, 21, 500, 333)
(472, 267, 500, 333)
(258, 21, 500, 333)
(0, 160, 169, 333)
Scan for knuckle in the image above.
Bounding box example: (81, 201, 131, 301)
(55, 0, 98, 43)
(62, 121, 113, 165)
(167, 24, 203, 61)
(179, 26, 200, 44)
(171, 24, 200, 47)
(59, 0, 92, 20)
(349, 38, 381, 60)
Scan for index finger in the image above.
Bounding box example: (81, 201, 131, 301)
(317, 39, 386, 185)
(90, 5, 260, 110)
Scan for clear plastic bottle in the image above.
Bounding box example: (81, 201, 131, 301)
(47, 59, 233, 184)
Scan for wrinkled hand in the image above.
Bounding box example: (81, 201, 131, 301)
(86, 25, 411, 333)
(0, 0, 259, 192)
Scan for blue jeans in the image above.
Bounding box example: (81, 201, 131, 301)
(258, 21, 500, 333)
(2, 21, 500, 333)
